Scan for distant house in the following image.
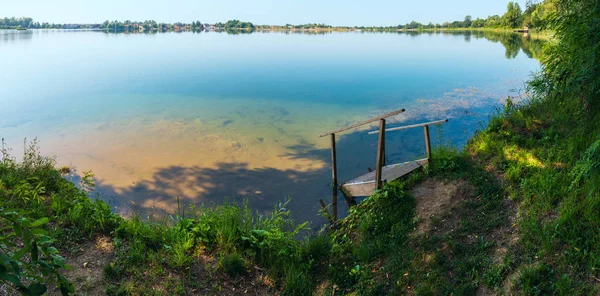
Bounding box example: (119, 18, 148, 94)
(203, 24, 217, 31)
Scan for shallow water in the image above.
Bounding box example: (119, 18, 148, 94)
(0, 29, 541, 224)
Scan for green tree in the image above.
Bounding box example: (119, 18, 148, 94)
(530, 0, 556, 29)
(464, 15, 472, 27)
(472, 18, 485, 28)
(485, 15, 502, 27)
(542, 0, 600, 109)
(502, 2, 524, 28)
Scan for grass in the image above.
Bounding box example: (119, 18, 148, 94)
(0, 143, 331, 294)
(464, 92, 600, 294)
(2, 76, 600, 295)
(317, 82, 600, 294)
(318, 144, 514, 295)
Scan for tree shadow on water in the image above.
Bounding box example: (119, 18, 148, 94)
(90, 107, 485, 226)
(93, 161, 334, 225)
(90, 122, 442, 225)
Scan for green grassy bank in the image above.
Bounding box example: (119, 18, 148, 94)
(1, 93, 599, 295)
(2, 0, 599, 294)
(4, 90, 598, 294)
(0, 137, 515, 295)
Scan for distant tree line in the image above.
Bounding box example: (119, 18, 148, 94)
(2, 1, 555, 32)
(101, 20, 206, 32)
(396, 0, 555, 30)
(1, 17, 65, 29)
(257, 0, 555, 32)
(0, 17, 259, 32)
(222, 20, 255, 30)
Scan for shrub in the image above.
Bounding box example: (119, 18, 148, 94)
(220, 252, 247, 276)
(569, 139, 600, 192)
(0, 208, 74, 295)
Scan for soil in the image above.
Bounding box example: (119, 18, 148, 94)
(411, 178, 467, 233)
(48, 236, 114, 296)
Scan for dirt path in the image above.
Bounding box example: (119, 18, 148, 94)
(48, 236, 114, 296)
(411, 178, 468, 234)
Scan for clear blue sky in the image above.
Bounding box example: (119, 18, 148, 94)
(0, 0, 527, 26)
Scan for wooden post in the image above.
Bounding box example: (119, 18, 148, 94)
(382, 127, 386, 167)
(424, 125, 431, 161)
(330, 133, 338, 188)
(330, 133, 339, 222)
(332, 189, 338, 221)
(341, 189, 357, 207)
(319, 199, 333, 223)
(375, 118, 386, 189)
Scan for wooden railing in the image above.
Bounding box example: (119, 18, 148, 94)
(319, 108, 406, 191)
(317, 109, 447, 223)
(365, 118, 448, 188)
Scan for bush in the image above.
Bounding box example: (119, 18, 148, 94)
(0, 208, 74, 295)
(220, 252, 247, 276)
(542, 0, 600, 109)
(281, 265, 312, 296)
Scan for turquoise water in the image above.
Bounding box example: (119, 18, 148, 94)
(0, 29, 541, 223)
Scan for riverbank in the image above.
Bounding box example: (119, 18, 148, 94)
(3, 86, 597, 294)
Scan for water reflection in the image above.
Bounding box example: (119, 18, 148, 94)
(0, 29, 33, 43)
(0, 29, 545, 60)
(0, 29, 541, 224)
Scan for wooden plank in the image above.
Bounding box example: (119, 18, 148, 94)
(341, 182, 378, 197)
(319, 108, 405, 137)
(366, 119, 448, 135)
(342, 159, 428, 197)
(375, 119, 386, 189)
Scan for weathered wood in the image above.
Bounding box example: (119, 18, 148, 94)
(330, 133, 338, 188)
(332, 188, 338, 221)
(341, 159, 428, 197)
(319, 108, 405, 137)
(375, 118, 386, 189)
(319, 199, 333, 223)
(424, 125, 431, 160)
(341, 189, 358, 207)
(367, 119, 448, 135)
(382, 127, 386, 166)
(342, 182, 378, 197)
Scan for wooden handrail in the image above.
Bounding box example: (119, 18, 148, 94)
(319, 108, 405, 137)
(366, 119, 448, 135)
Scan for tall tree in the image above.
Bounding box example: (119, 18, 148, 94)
(502, 2, 524, 28)
(464, 15, 472, 27)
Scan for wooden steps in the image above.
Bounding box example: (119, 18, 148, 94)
(341, 159, 428, 197)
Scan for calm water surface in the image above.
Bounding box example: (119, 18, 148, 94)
(0, 29, 542, 223)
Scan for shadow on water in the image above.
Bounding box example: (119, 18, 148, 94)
(91, 106, 490, 225)
(1, 29, 543, 225)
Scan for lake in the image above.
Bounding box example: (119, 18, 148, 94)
(0, 29, 542, 224)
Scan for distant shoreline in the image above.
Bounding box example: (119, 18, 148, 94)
(255, 27, 550, 36)
(3, 26, 550, 39)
